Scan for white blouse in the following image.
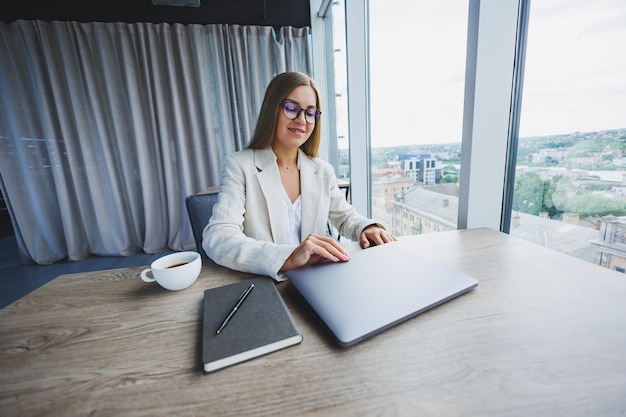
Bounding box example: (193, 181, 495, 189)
(282, 155, 302, 245)
(282, 191, 302, 245)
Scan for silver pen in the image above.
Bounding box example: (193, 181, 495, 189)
(216, 283, 254, 334)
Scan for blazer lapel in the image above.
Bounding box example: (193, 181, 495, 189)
(254, 148, 287, 244)
(299, 149, 323, 239)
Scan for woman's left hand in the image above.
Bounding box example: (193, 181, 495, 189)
(359, 225, 397, 249)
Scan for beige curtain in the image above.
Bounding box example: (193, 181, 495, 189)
(0, 20, 311, 264)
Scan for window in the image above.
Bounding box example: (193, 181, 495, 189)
(331, 1, 350, 182)
(368, 1, 468, 236)
(320, 0, 623, 273)
(510, 0, 626, 267)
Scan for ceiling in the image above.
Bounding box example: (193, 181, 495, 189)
(0, 0, 311, 27)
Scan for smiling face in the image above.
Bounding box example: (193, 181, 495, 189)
(272, 85, 318, 153)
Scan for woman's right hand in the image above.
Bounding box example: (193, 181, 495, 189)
(280, 233, 351, 272)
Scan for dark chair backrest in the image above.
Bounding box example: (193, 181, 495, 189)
(185, 192, 219, 259)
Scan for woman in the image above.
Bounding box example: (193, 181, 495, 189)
(203, 71, 395, 280)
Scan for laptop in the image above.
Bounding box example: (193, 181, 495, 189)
(285, 240, 478, 347)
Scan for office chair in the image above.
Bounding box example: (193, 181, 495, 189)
(185, 191, 219, 259)
(327, 182, 350, 241)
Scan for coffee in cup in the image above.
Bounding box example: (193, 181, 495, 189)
(140, 251, 201, 291)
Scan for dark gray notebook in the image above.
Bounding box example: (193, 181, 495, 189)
(286, 241, 478, 347)
(202, 277, 302, 373)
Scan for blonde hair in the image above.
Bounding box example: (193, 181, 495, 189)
(247, 71, 322, 158)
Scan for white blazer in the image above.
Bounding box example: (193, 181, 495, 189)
(202, 148, 377, 280)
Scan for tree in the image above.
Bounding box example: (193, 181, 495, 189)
(550, 175, 626, 217)
(512, 172, 545, 216)
(558, 193, 624, 217)
(541, 177, 560, 218)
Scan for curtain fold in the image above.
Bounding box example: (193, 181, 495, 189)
(0, 20, 311, 264)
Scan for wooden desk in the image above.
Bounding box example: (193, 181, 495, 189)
(2, 228, 626, 416)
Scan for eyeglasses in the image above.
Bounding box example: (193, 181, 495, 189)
(280, 101, 321, 125)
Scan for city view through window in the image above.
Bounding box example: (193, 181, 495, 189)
(331, 0, 625, 272)
(335, 128, 626, 271)
(510, 0, 626, 271)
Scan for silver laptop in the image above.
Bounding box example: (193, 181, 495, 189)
(286, 240, 478, 347)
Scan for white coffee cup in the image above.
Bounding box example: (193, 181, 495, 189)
(140, 251, 201, 291)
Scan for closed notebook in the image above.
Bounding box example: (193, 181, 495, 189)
(202, 277, 302, 373)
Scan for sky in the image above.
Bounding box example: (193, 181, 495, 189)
(519, 0, 626, 138)
(334, 0, 626, 148)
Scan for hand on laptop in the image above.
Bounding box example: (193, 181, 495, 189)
(360, 225, 397, 249)
(280, 233, 351, 272)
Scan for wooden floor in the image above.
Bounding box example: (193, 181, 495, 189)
(0, 234, 172, 310)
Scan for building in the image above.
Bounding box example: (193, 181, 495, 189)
(382, 184, 459, 236)
(531, 148, 568, 163)
(402, 155, 442, 185)
(590, 216, 626, 273)
(509, 211, 602, 265)
(372, 175, 416, 199)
